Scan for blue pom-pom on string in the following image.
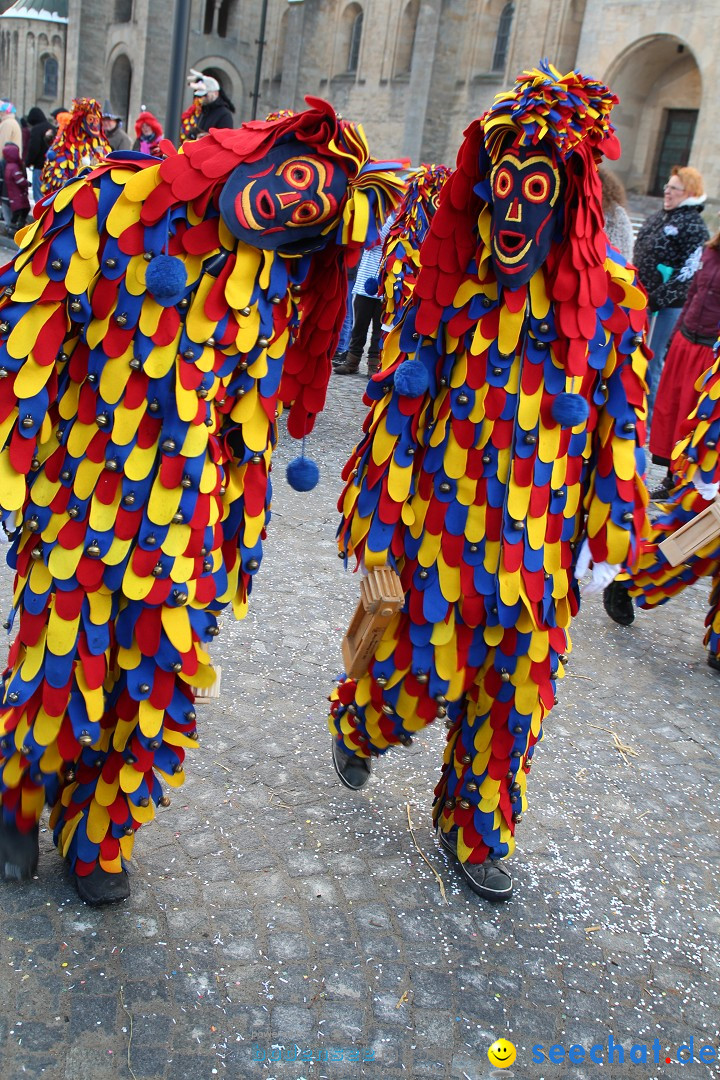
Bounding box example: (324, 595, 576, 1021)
(394, 360, 429, 398)
(145, 255, 187, 307)
(364, 275, 379, 296)
(551, 392, 590, 427)
(286, 455, 320, 492)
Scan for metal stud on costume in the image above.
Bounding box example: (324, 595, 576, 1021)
(0, 99, 405, 887)
(329, 63, 650, 875)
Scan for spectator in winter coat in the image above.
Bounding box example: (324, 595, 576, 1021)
(188, 73, 235, 134)
(132, 110, 163, 156)
(25, 106, 54, 202)
(634, 166, 709, 421)
(102, 103, 132, 152)
(646, 226, 720, 497)
(2, 142, 30, 231)
(0, 103, 22, 152)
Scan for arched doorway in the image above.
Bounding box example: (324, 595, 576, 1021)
(605, 35, 701, 195)
(109, 53, 132, 127)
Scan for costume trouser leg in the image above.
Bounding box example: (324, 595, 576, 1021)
(0, 585, 214, 877)
(329, 607, 567, 863)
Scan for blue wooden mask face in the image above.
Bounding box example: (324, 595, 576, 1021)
(489, 143, 562, 287)
(219, 137, 348, 254)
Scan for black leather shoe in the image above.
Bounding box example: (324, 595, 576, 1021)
(603, 580, 635, 626)
(438, 827, 513, 901)
(649, 476, 673, 501)
(708, 653, 720, 672)
(0, 822, 39, 881)
(331, 740, 372, 790)
(74, 866, 130, 906)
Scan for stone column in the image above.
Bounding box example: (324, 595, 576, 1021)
(279, 0, 307, 112)
(401, 0, 442, 164)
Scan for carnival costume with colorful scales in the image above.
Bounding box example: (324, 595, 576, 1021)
(380, 163, 452, 331)
(0, 99, 405, 901)
(40, 98, 111, 197)
(328, 64, 650, 886)
(607, 340, 720, 662)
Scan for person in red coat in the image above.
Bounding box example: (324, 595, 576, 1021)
(1, 143, 30, 231)
(648, 228, 720, 497)
(132, 110, 164, 157)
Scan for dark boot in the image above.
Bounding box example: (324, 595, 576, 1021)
(334, 352, 361, 375)
(707, 653, 720, 672)
(74, 865, 130, 906)
(438, 827, 513, 901)
(367, 357, 381, 375)
(649, 470, 673, 501)
(603, 580, 635, 625)
(331, 739, 372, 790)
(332, 350, 348, 367)
(0, 821, 39, 881)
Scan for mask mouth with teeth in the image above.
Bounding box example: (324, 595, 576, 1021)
(489, 142, 563, 287)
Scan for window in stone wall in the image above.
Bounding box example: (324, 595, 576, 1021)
(393, 0, 419, 78)
(41, 55, 59, 99)
(204, 0, 235, 38)
(491, 2, 513, 72)
(114, 0, 133, 23)
(109, 53, 132, 126)
(273, 9, 289, 80)
(218, 0, 236, 38)
(344, 4, 363, 74)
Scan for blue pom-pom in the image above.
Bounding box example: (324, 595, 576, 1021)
(394, 361, 429, 398)
(145, 255, 187, 306)
(286, 456, 320, 492)
(551, 392, 590, 427)
(364, 275, 379, 296)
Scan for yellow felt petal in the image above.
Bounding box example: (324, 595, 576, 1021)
(161, 524, 191, 558)
(161, 606, 192, 653)
(0, 454, 28, 510)
(87, 798, 111, 838)
(138, 700, 163, 738)
(119, 764, 144, 793)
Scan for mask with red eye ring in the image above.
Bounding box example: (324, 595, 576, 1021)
(489, 143, 562, 287)
(219, 137, 349, 253)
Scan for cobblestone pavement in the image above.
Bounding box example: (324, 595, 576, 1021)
(0, 360, 719, 1080)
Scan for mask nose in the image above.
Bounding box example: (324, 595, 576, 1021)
(505, 197, 522, 223)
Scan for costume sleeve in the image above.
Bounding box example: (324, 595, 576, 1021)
(672, 351, 720, 488)
(582, 260, 650, 569)
(336, 307, 427, 571)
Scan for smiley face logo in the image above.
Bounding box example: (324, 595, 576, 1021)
(487, 1038, 517, 1068)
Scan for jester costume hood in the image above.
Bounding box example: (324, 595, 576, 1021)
(328, 63, 650, 885)
(40, 98, 111, 198)
(0, 98, 405, 899)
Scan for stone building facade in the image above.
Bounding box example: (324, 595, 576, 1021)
(0, 0, 717, 202)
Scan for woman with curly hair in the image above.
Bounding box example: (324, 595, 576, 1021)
(634, 165, 709, 429)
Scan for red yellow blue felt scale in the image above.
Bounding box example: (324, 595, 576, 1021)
(40, 98, 111, 197)
(617, 342, 720, 660)
(0, 98, 406, 878)
(329, 63, 651, 867)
